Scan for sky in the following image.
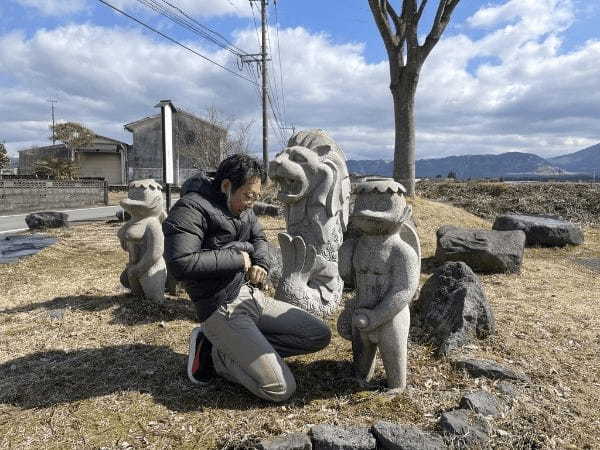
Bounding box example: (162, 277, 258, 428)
(0, 0, 599, 161)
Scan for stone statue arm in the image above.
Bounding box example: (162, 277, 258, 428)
(338, 238, 356, 285)
(163, 201, 245, 281)
(356, 244, 419, 332)
(130, 220, 164, 276)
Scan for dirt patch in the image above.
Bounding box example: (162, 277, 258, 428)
(1, 200, 599, 449)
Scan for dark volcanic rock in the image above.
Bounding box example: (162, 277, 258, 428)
(25, 211, 68, 229)
(253, 201, 280, 217)
(439, 409, 490, 445)
(459, 391, 502, 417)
(453, 358, 530, 383)
(493, 214, 584, 247)
(258, 432, 312, 450)
(310, 424, 376, 450)
(371, 421, 445, 450)
(411, 262, 495, 356)
(435, 225, 525, 274)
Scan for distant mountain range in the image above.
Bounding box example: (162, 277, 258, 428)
(347, 143, 600, 180)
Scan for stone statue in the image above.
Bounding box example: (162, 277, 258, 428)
(337, 178, 421, 393)
(117, 179, 167, 303)
(269, 129, 351, 315)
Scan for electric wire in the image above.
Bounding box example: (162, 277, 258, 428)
(96, 0, 257, 86)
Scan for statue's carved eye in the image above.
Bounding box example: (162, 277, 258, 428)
(290, 152, 307, 163)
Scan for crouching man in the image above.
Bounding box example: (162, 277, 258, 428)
(163, 154, 331, 402)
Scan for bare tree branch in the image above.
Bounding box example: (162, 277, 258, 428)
(421, 0, 460, 59)
(368, 0, 398, 54)
(416, 0, 428, 21)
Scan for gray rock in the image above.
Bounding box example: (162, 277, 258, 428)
(47, 308, 66, 321)
(439, 409, 490, 445)
(459, 391, 502, 417)
(116, 209, 131, 222)
(493, 214, 584, 247)
(496, 381, 516, 396)
(435, 225, 526, 274)
(25, 211, 69, 229)
(253, 201, 280, 217)
(258, 432, 312, 450)
(310, 424, 376, 450)
(411, 262, 495, 356)
(371, 421, 446, 450)
(453, 358, 530, 383)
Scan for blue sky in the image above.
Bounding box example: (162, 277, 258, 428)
(1, 0, 599, 161)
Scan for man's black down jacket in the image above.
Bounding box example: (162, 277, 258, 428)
(162, 175, 270, 321)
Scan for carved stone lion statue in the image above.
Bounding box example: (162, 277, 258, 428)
(269, 129, 351, 315)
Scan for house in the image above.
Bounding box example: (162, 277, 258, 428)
(124, 106, 227, 185)
(18, 135, 128, 185)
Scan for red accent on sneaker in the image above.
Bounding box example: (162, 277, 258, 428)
(191, 345, 202, 373)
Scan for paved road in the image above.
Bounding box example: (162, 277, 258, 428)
(0, 195, 180, 234)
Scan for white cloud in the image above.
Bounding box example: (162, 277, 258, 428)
(13, 0, 86, 16)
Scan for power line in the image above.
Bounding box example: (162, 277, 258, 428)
(96, 0, 257, 86)
(273, 0, 287, 126)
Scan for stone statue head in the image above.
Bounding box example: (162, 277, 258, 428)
(120, 179, 165, 219)
(351, 177, 411, 235)
(269, 129, 350, 230)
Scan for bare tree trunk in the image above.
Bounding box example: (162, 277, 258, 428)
(392, 68, 419, 196)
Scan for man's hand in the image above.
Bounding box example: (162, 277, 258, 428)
(248, 265, 267, 285)
(240, 251, 252, 272)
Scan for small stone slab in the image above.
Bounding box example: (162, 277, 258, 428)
(310, 424, 376, 450)
(0, 234, 58, 264)
(453, 358, 530, 383)
(258, 432, 312, 450)
(493, 214, 584, 247)
(371, 421, 446, 450)
(459, 391, 502, 417)
(435, 225, 525, 274)
(412, 262, 495, 356)
(25, 211, 68, 229)
(439, 409, 490, 445)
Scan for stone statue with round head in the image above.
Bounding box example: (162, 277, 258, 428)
(337, 178, 421, 394)
(117, 179, 167, 303)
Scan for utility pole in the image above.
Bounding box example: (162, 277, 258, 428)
(247, 0, 269, 175)
(48, 98, 57, 145)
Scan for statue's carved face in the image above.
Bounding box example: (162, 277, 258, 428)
(351, 191, 407, 235)
(120, 184, 163, 218)
(269, 146, 323, 204)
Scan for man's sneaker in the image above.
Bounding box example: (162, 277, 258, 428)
(187, 327, 214, 385)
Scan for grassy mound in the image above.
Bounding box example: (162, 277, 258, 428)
(417, 180, 600, 226)
(1, 199, 599, 449)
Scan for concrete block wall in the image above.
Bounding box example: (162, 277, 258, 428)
(0, 179, 107, 214)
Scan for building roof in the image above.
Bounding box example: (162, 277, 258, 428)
(18, 134, 128, 154)
(124, 108, 225, 133)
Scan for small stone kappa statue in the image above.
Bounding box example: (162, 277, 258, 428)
(337, 178, 421, 393)
(117, 179, 167, 303)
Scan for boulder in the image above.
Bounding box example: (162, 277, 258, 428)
(258, 432, 312, 450)
(411, 262, 495, 356)
(371, 421, 445, 450)
(25, 211, 68, 230)
(439, 409, 490, 446)
(493, 214, 584, 247)
(310, 424, 376, 450)
(253, 201, 280, 217)
(459, 391, 502, 417)
(453, 358, 530, 383)
(435, 225, 526, 274)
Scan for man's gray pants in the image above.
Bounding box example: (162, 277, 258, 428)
(201, 285, 331, 402)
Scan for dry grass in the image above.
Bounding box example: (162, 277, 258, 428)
(1, 199, 599, 449)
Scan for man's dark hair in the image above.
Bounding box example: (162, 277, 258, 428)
(212, 154, 265, 192)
